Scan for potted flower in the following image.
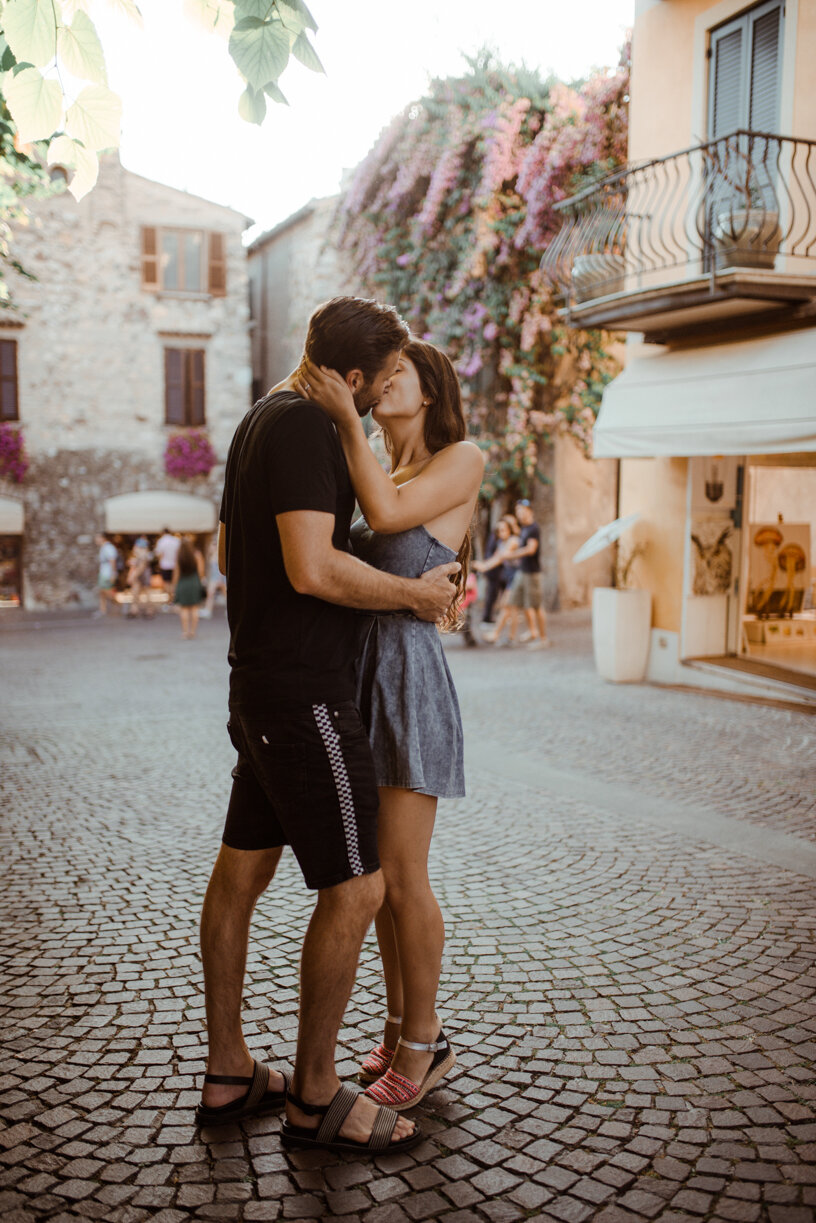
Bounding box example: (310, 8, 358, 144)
(164, 429, 216, 480)
(0, 423, 29, 484)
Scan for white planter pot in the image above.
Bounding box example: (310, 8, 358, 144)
(571, 253, 625, 302)
(592, 587, 652, 683)
(713, 208, 781, 270)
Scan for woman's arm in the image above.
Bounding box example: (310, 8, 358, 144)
(297, 361, 484, 533)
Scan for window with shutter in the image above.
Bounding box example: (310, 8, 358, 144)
(141, 227, 159, 290)
(0, 339, 19, 421)
(189, 350, 206, 425)
(142, 228, 212, 294)
(165, 349, 186, 425)
(708, 1, 783, 140)
(208, 233, 227, 296)
(165, 348, 207, 426)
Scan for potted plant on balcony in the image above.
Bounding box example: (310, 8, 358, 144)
(573, 514, 652, 683)
(711, 160, 781, 270)
(571, 251, 626, 302)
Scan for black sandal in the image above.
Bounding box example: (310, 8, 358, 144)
(194, 1060, 289, 1128)
(281, 1083, 422, 1154)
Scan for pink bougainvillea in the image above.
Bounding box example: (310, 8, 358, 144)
(336, 45, 630, 497)
(0, 423, 28, 483)
(164, 430, 216, 480)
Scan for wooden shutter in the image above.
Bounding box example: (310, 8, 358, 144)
(165, 349, 185, 424)
(0, 340, 19, 421)
(188, 350, 206, 425)
(749, 5, 781, 132)
(141, 227, 159, 290)
(208, 233, 227, 296)
(710, 25, 745, 140)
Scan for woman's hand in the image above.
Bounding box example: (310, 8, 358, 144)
(294, 360, 358, 427)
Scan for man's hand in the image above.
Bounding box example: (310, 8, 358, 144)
(410, 562, 460, 622)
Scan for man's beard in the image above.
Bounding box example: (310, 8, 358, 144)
(352, 384, 380, 418)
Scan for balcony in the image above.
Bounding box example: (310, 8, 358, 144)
(540, 131, 816, 343)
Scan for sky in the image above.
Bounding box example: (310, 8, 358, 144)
(91, 0, 634, 237)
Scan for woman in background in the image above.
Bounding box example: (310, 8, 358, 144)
(173, 537, 206, 640)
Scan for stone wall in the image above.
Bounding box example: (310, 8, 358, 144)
(0, 155, 252, 607)
(2, 454, 224, 609)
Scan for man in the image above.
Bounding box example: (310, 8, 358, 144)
(154, 527, 180, 596)
(512, 499, 550, 649)
(94, 532, 118, 617)
(197, 298, 458, 1155)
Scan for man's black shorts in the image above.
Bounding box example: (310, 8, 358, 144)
(222, 701, 380, 890)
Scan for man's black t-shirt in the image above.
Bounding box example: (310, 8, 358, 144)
(220, 391, 360, 710)
(520, 523, 541, 574)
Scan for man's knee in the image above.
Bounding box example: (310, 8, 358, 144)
(208, 843, 281, 902)
(318, 868, 384, 918)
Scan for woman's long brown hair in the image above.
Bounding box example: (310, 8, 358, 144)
(392, 339, 472, 632)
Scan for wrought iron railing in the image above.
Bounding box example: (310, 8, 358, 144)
(540, 130, 816, 307)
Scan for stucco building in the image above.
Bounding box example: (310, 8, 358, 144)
(0, 155, 252, 609)
(544, 0, 816, 701)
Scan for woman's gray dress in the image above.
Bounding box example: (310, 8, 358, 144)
(350, 518, 465, 798)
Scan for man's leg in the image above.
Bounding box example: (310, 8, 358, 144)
(200, 843, 284, 1107)
(287, 869, 415, 1144)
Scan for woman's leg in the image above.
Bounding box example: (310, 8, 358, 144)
(372, 903, 402, 1054)
(189, 606, 199, 638)
(180, 607, 190, 637)
(376, 786, 444, 1085)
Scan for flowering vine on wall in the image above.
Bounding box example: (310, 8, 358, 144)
(164, 430, 216, 480)
(0, 422, 29, 482)
(336, 47, 630, 502)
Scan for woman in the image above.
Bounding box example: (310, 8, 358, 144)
(474, 516, 523, 645)
(173, 537, 206, 639)
(295, 340, 484, 1111)
(476, 516, 515, 627)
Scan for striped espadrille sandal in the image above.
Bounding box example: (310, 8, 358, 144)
(280, 1084, 422, 1154)
(358, 1014, 402, 1085)
(364, 1030, 455, 1112)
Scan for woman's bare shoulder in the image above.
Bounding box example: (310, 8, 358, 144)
(431, 440, 485, 472)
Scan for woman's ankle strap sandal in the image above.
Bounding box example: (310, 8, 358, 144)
(281, 1083, 422, 1154)
(357, 1015, 403, 1085)
(365, 1030, 456, 1112)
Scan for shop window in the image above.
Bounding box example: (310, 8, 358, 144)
(141, 227, 227, 296)
(165, 348, 206, 426)
(0, 339, 19, 421)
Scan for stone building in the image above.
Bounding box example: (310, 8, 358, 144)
(0, 155, 252, 609)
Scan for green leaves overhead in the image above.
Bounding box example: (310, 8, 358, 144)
(65, 84, 122, 151)
(57, 11, 107, 84)
(2, 0, 59, 69)
(238, 84, 267, 124)
(47, 132, 100, 201)
(226, 0, 323, 110)
(3, 67, 62, 142)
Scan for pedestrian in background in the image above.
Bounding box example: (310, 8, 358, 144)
(477, 516, 514, 630)
(173, 536, 205, 639)
(154, 526, 180, 597)
(94, 533, 118, 618)
(126, 536, 154, 620)
(512, 499, 550, 649)
(200, 536, 226, 619)
(474, 514, 523, 646)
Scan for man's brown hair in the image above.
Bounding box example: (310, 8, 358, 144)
(304, 296, 410, 382)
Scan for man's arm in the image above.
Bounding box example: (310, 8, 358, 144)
(217, 521, 226, 575)
(277, 510, 458, 622)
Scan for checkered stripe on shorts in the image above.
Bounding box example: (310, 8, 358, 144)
(312, 704, 365, 876)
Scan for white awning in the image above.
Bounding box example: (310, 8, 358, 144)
(594, 328, 816, 458)
(0, 496, 24, 534)
(104, 490, 216, 534)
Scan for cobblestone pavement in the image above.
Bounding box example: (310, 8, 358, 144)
(1, 609, 815, 1223)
